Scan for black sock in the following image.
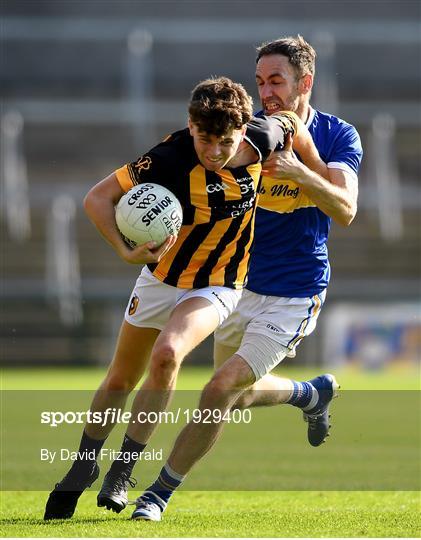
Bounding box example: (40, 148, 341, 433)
(70, 430, 106, 473)
(109, 434, 146, 476)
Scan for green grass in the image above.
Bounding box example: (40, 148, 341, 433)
(1, 491, 420, 537)
(1, 366, 420, 537)
(2, 364, 419, 390)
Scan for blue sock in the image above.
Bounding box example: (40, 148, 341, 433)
(287, 380, 317, 409)
(143, 463, 186, 509)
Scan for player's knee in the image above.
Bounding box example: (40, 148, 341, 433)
(204, 371, 235, 398)
(149, 344, 181, 384)
(231, 388, 254, 410)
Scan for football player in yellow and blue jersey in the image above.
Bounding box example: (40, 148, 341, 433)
(132, 36, 363, 522)
(212, 36, 363, 444)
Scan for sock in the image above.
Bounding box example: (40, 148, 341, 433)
(69, 430, 106, 474)
(143, 463, 186, 509)
(108, 434, 146, 476)
(287, 380, 319, 410)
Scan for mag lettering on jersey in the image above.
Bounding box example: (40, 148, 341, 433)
(270, 184, 299, 198)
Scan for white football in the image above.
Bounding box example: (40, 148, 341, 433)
(115, 183, 183, 247)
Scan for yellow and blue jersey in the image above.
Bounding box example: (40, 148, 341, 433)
(247, 107, 363, 298)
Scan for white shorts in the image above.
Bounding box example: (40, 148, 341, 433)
(214, 288, 326, 379)
(125, 267, 243, 330)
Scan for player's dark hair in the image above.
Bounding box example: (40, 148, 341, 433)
(256, 35, 316, 79)
(189, 77, 253, 136)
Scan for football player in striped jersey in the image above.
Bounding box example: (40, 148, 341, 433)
(44, 75, 323, 520)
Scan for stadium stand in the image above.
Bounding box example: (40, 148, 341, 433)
(1, 1, 420, 365)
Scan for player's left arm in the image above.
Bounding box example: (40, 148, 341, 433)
(295, 162, 358, 226)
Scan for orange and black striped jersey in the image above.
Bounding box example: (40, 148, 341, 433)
(115, 113, 298, 289)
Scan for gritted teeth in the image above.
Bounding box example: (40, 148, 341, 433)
(265, 102, 282, 112)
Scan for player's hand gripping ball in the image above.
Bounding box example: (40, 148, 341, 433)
(115, 183, 183, 247)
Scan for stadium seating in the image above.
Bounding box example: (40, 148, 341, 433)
(1, 1, 420, 365)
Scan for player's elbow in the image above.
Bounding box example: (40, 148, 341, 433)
(83, 190, 93, 215)
(339, 216, 353, 227)
(83, 194, 97, 225)
(336, 205, 357, 227)
(83, 186, 100, 218)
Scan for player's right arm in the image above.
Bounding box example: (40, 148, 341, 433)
(84, 173, 175, 264)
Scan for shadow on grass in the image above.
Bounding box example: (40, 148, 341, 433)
(0, 517, 118, 526)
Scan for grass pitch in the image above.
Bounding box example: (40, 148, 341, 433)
(1, 365, 420, 537)
(1, 490, 419, 537)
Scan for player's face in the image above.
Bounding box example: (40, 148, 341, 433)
(189, 121, 246, 171)
(256, 54, 306, 115)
